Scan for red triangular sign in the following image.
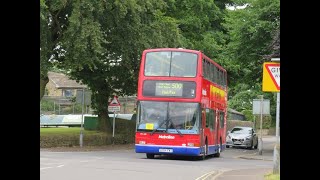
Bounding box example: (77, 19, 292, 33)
(109, 96, 120, 106)
(265, 63, 280, 90)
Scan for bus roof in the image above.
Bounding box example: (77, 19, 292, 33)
(143, 48, 201, 54)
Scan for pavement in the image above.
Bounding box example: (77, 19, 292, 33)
(206, 136, 279, 180)
(211, 153, 274, 180)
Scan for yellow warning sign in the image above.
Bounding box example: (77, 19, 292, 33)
(262, 62, 280, 92)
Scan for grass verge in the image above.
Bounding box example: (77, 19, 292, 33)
(264, 173, 280, 180)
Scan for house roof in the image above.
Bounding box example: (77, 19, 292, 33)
(228, 108, 244, 115)
(48, 71, 87, 89)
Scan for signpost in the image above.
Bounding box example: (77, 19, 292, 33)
(253, 97, 270, 155)
(263, 59, 280, 174)
(108, 96, 121, 143)
(77, 88, 86, 148)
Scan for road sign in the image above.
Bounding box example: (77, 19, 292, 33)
(108, 96, 121, 112)
(109, 96, 121, 106)
(262, 62, 280, 92)
(252, 99, 270, 115)
(108, 106, 120, 112)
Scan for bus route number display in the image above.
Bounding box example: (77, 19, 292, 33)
(155, 82, 183, 96)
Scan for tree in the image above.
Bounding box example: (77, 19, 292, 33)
(222, 0, 280, 123)
(40, 0, 51, 101)
(40, 0, 183, 133)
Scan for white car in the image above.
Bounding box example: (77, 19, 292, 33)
(226, 126, 258, 149)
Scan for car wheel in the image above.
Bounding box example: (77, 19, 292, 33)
(248, 140, 254, 149)
(254, 140, 258, 149)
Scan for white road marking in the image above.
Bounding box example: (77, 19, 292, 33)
(41, 164, 65, 170)
(195, 170, 217, 180)
(40, 167, 53, 171)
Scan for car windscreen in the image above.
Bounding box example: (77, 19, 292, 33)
(230, 127, 251, 134)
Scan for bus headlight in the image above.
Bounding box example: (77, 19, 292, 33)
(139, 141, 146, 144)
(187, 143, 194, 147)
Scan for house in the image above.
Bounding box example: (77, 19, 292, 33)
(41, 71, 91, 115)
(45, 71, 87, 97)
(228, 108, 246, 120)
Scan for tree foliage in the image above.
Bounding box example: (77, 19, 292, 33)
(40, 0, 183, 132)
(40, 0, 280, 131)
(223, 0, 280, 123)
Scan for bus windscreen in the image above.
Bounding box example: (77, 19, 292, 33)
(144, 51, 198, 77)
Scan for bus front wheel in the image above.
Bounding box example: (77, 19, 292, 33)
(146, 153, 155, 159)
(199, 140, 208, 160)
(214, 140, 222, 157)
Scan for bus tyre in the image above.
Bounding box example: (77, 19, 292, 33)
(226, 145, 229, 148)
(214, 140, 222, 157)
(146, 153, 155, 159)
(202, 144, 207, 160)
(199, 141, 208, 160)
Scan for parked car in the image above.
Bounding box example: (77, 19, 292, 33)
(226, 126, 258, 149)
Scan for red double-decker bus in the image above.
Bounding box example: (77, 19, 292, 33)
(135, 48, 227, 160)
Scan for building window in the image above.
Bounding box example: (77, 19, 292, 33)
(63, 89, 73, 97)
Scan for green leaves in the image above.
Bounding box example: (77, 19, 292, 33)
(40, 0, 279, 127)
(223, 0, 279, 123)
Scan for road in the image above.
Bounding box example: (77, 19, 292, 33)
(40, 136, 276, 180)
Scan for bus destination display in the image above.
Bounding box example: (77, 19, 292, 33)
(155, 82, 183, 96)
(143, 80, 196, 98)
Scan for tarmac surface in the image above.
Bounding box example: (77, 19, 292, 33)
(41, 136, 279, 180)
(206, 135, 279, 180)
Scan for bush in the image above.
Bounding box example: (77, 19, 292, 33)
(40, 118, 136, 148)
(241, 110, 254, 121)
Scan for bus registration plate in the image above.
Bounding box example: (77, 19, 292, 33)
(159, 149, 173, 153)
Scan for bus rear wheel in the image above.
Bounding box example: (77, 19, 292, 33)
(146, 153, 155, 159)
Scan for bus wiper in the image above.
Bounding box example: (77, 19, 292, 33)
(167, 118, 183, 137)
(150, 119, 167, 135)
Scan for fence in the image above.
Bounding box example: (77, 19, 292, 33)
(41, 96, 247, 121)
(40, 95, 137, 115)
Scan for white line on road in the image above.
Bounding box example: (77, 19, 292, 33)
(195, 170, 217, 180)
(40, 167, 53, 171)
(211, 170, 231, 180)
(80, 160, 90, 162)
(41, 164, 65, 171)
